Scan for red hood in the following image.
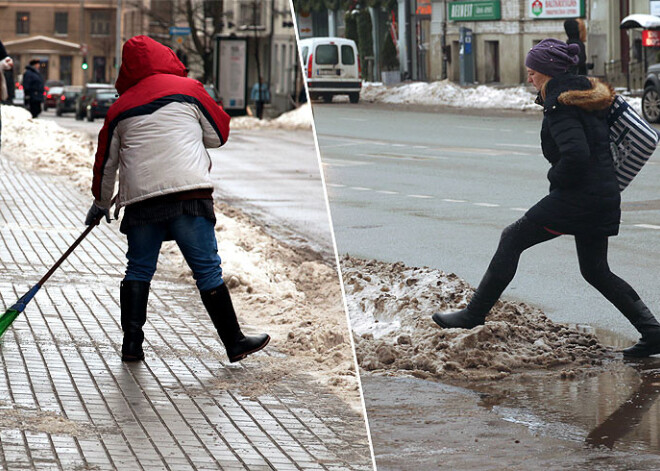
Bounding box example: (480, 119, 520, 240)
(115, 35, 187, 95)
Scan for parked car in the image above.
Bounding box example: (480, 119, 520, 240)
(299, 37, 361, 104)
(86, 89, 117, 121)
(43, 86, 64, 111)
(55, 86, 83, 116)
(75, 83, 115, 120)
(642, 63, 660, 123)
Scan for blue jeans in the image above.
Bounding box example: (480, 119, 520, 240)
(124, 215, 223, 291)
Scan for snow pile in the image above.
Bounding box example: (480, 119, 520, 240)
(231, 103, 312, 130)
(0, 401, 95, 436)
(360, 81, 644, 115)
(1, 105, 94, 189)
(361, 80, 539, 111)
(343, 257, 611, 381)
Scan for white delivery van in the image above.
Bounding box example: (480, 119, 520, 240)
(299, 37, 361, 103)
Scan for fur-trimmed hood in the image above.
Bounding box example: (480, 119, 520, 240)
(557, 77, 614, 111)
(538, 73, 614, 113)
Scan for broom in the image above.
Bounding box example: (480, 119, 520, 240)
(0, 203, 114, 338)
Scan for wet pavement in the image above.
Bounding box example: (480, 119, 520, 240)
(364, 340, 660, 470)
(0, 153, 373, 470)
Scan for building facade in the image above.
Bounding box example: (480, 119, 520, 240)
(0, 0, 146, 86)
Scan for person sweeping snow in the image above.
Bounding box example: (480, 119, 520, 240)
(432, 38, 660, 358)
(86, 35, 269, 362)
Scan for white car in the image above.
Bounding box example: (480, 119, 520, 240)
(12, 88, 24, 106)
(299, 37, 361, 104)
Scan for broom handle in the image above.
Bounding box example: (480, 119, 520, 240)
(38, 197, 117, 286)
(37, 222, 98, 286)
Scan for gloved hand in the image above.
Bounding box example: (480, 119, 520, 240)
(85, 202, 111, 225)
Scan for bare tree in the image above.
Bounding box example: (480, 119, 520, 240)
(127, 0, 227, 83)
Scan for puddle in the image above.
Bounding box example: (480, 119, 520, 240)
(466, 329, 660, 455)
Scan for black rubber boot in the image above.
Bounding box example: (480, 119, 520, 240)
(120, 280, 150, 362)
(200, 283, 270, 363)
(432, 270, 503, 329)
(622, 301, 660, 357)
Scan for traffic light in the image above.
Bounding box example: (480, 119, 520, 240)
(81, 56, 88, 70)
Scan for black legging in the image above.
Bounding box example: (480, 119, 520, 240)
(480, 216, 641, 320)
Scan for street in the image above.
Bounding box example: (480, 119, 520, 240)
(314, 102, 660, 340)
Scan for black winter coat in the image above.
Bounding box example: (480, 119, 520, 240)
(22, 65, 44, 103)
(525, 74, 621, 237)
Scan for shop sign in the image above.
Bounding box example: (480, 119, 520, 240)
(416, 0, 432, 15)
(529, 0, 585, 19)
(643, 30, 660, 47)
(448, 1, 501, 21)
(651, 1, 660, 16)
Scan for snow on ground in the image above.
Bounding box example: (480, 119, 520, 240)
(343, 256, 613, 382)
(0, 104, 360, 408)
(230, 103, 312, 130)
(360, 80, 643, 114)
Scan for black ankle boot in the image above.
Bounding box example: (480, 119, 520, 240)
(622, 301, 660, 357)
(432, 270, 503, 329)
(200, 283, 270, 363)
(120, 280, 150, 362)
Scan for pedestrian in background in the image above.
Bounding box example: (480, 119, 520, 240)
(87, 35, 270, 363)
(432, 38, 660, 358)
(250, 77, 270, 119)
(564, 18, 588, 75)
(0, 39, 13, 149)
(22, 59, 44, 118)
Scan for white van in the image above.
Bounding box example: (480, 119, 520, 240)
(299, 37, 361, 104)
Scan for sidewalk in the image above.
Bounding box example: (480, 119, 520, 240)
(0, 153, 373, 471)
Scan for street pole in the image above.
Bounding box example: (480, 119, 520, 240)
(80, 0, 86, 86)
(267, 0, 275, 100)
(441, 0, 447, 80)
(115, 0, 122, 83)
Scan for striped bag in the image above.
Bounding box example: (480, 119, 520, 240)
(607, 95, 659, 191)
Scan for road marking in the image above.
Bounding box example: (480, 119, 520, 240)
(510, 207, 528, 212)
(442, 199, 467, 203)
(474, 202, 500, 207)
(357, 153, 448, 161)
(407, 194, 433, 199)
(495, 143, 539, 149)
(634, 224, 660, 230)
(321, 158, 371, 167)
(413, 145, 429, 149)
(350, 186, 372, 191)
(391, 144, 406, 147)
(326, 183, 346, 188)
(376, 190, 400, 195)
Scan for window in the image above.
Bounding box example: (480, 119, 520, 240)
(151, 0, 173, 25)
(93, 56, 107, 83)
(16, 12, 29, 35)
(91, 11, 111, 36)
(54, 12, 68, 35)
(341, 45, 355, 65)
(60, 56, 72, 85)
(315, 45, 338, 65)
(240, 3, 262, 26)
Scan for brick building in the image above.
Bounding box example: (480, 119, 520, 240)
(0, 1, 146, 86)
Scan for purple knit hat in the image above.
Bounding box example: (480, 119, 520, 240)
(525, 38, 580, 77)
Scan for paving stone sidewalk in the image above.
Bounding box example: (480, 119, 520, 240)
(0, 155, 373, 471)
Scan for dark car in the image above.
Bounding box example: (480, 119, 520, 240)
(642, 63, 660, 123)
(55, 86, 82, 116)
(86, 89, 117, 121)
(44, 86, 64, 111)
(75, 83, 114, 120)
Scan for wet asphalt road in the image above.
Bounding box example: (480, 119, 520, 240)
(314, 102, 660, 341)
